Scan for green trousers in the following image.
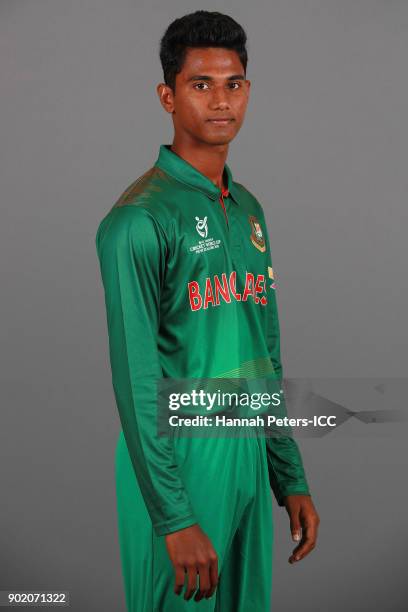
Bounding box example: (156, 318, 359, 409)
(115, 428, 274, 611)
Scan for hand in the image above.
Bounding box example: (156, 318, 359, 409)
(165, 524, 219, 602)
(283, 495, 320, 564)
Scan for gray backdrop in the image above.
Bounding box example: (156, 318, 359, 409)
(1, 1, 407, 610)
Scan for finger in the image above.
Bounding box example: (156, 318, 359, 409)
(288, 537, 315, 562)
(289, 513, 302, 543)
(173, 566, 185, 596)
(206, 557, 219, 598)
(194, 564, 210, 602)
(289, 523, 318, 563)
(183, 565, 198, 601)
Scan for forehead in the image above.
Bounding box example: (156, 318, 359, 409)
(179, 47, 245, 78)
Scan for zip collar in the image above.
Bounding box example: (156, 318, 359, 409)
(154, 144, 241, 205)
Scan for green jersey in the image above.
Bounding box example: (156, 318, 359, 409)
(95, 144, 310, 536)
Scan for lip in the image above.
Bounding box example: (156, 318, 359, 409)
(207, 118, 234, 124)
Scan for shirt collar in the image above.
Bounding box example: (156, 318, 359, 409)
(154, 144, 241, 205)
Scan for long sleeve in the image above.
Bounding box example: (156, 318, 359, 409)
(95, 205, 198, 536)
(260, 207, 311, 506)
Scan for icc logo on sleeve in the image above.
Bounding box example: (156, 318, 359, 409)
(248, 215, 266, 252)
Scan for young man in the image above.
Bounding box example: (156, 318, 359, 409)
(96, 10, 319, 611)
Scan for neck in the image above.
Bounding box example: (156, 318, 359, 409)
(170, 137, 229, 190)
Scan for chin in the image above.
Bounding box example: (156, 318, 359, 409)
(202, 133, 236, 146)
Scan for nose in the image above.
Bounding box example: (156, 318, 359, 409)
(208, 85, 231, 110)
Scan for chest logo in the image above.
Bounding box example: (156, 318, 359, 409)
(248, 215, 266, 252)
(190, 216, 221, 254)
(195, 216, 208, 238)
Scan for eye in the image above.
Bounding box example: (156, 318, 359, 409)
(229, 82, 241, 89)
(193, 82, 210, 90)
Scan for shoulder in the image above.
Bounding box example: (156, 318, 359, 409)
(95, 165, 179, 255)
(95, 201, 168, 263)
(112, 166, 172, 209)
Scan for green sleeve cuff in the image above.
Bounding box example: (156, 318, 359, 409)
(153, 514, 198, 537)
(275, 487, 311, 506)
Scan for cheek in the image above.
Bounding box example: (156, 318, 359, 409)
(235, 96, 248, 115)
(178, 101, 202, 125)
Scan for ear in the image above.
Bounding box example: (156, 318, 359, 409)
(157, 83, 175, 114)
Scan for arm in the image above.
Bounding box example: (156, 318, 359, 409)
(95, 205, 197, 536)
(260, 206, 320, 563)
(259, 207, 311, 504)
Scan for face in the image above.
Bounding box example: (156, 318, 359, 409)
(157, 47, 251, 146)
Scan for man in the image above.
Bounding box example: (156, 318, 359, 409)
(96, 10, 319, 611)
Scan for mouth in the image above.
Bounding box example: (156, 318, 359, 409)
(207, 118, 235, 125)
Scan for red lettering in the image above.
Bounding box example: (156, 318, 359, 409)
(214, 273, 231, 305)
(188, 271, 268, 311)
(254, 274, 265, 296)
(203, 277, 215, 309)
(229, 271, 241, 301)
(242, 272, 255, 302)
(188, 281, 202, 311)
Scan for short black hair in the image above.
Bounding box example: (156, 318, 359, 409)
(159, 11, 248, 91)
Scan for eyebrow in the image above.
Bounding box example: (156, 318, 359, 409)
(186, 74, 246, 82)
